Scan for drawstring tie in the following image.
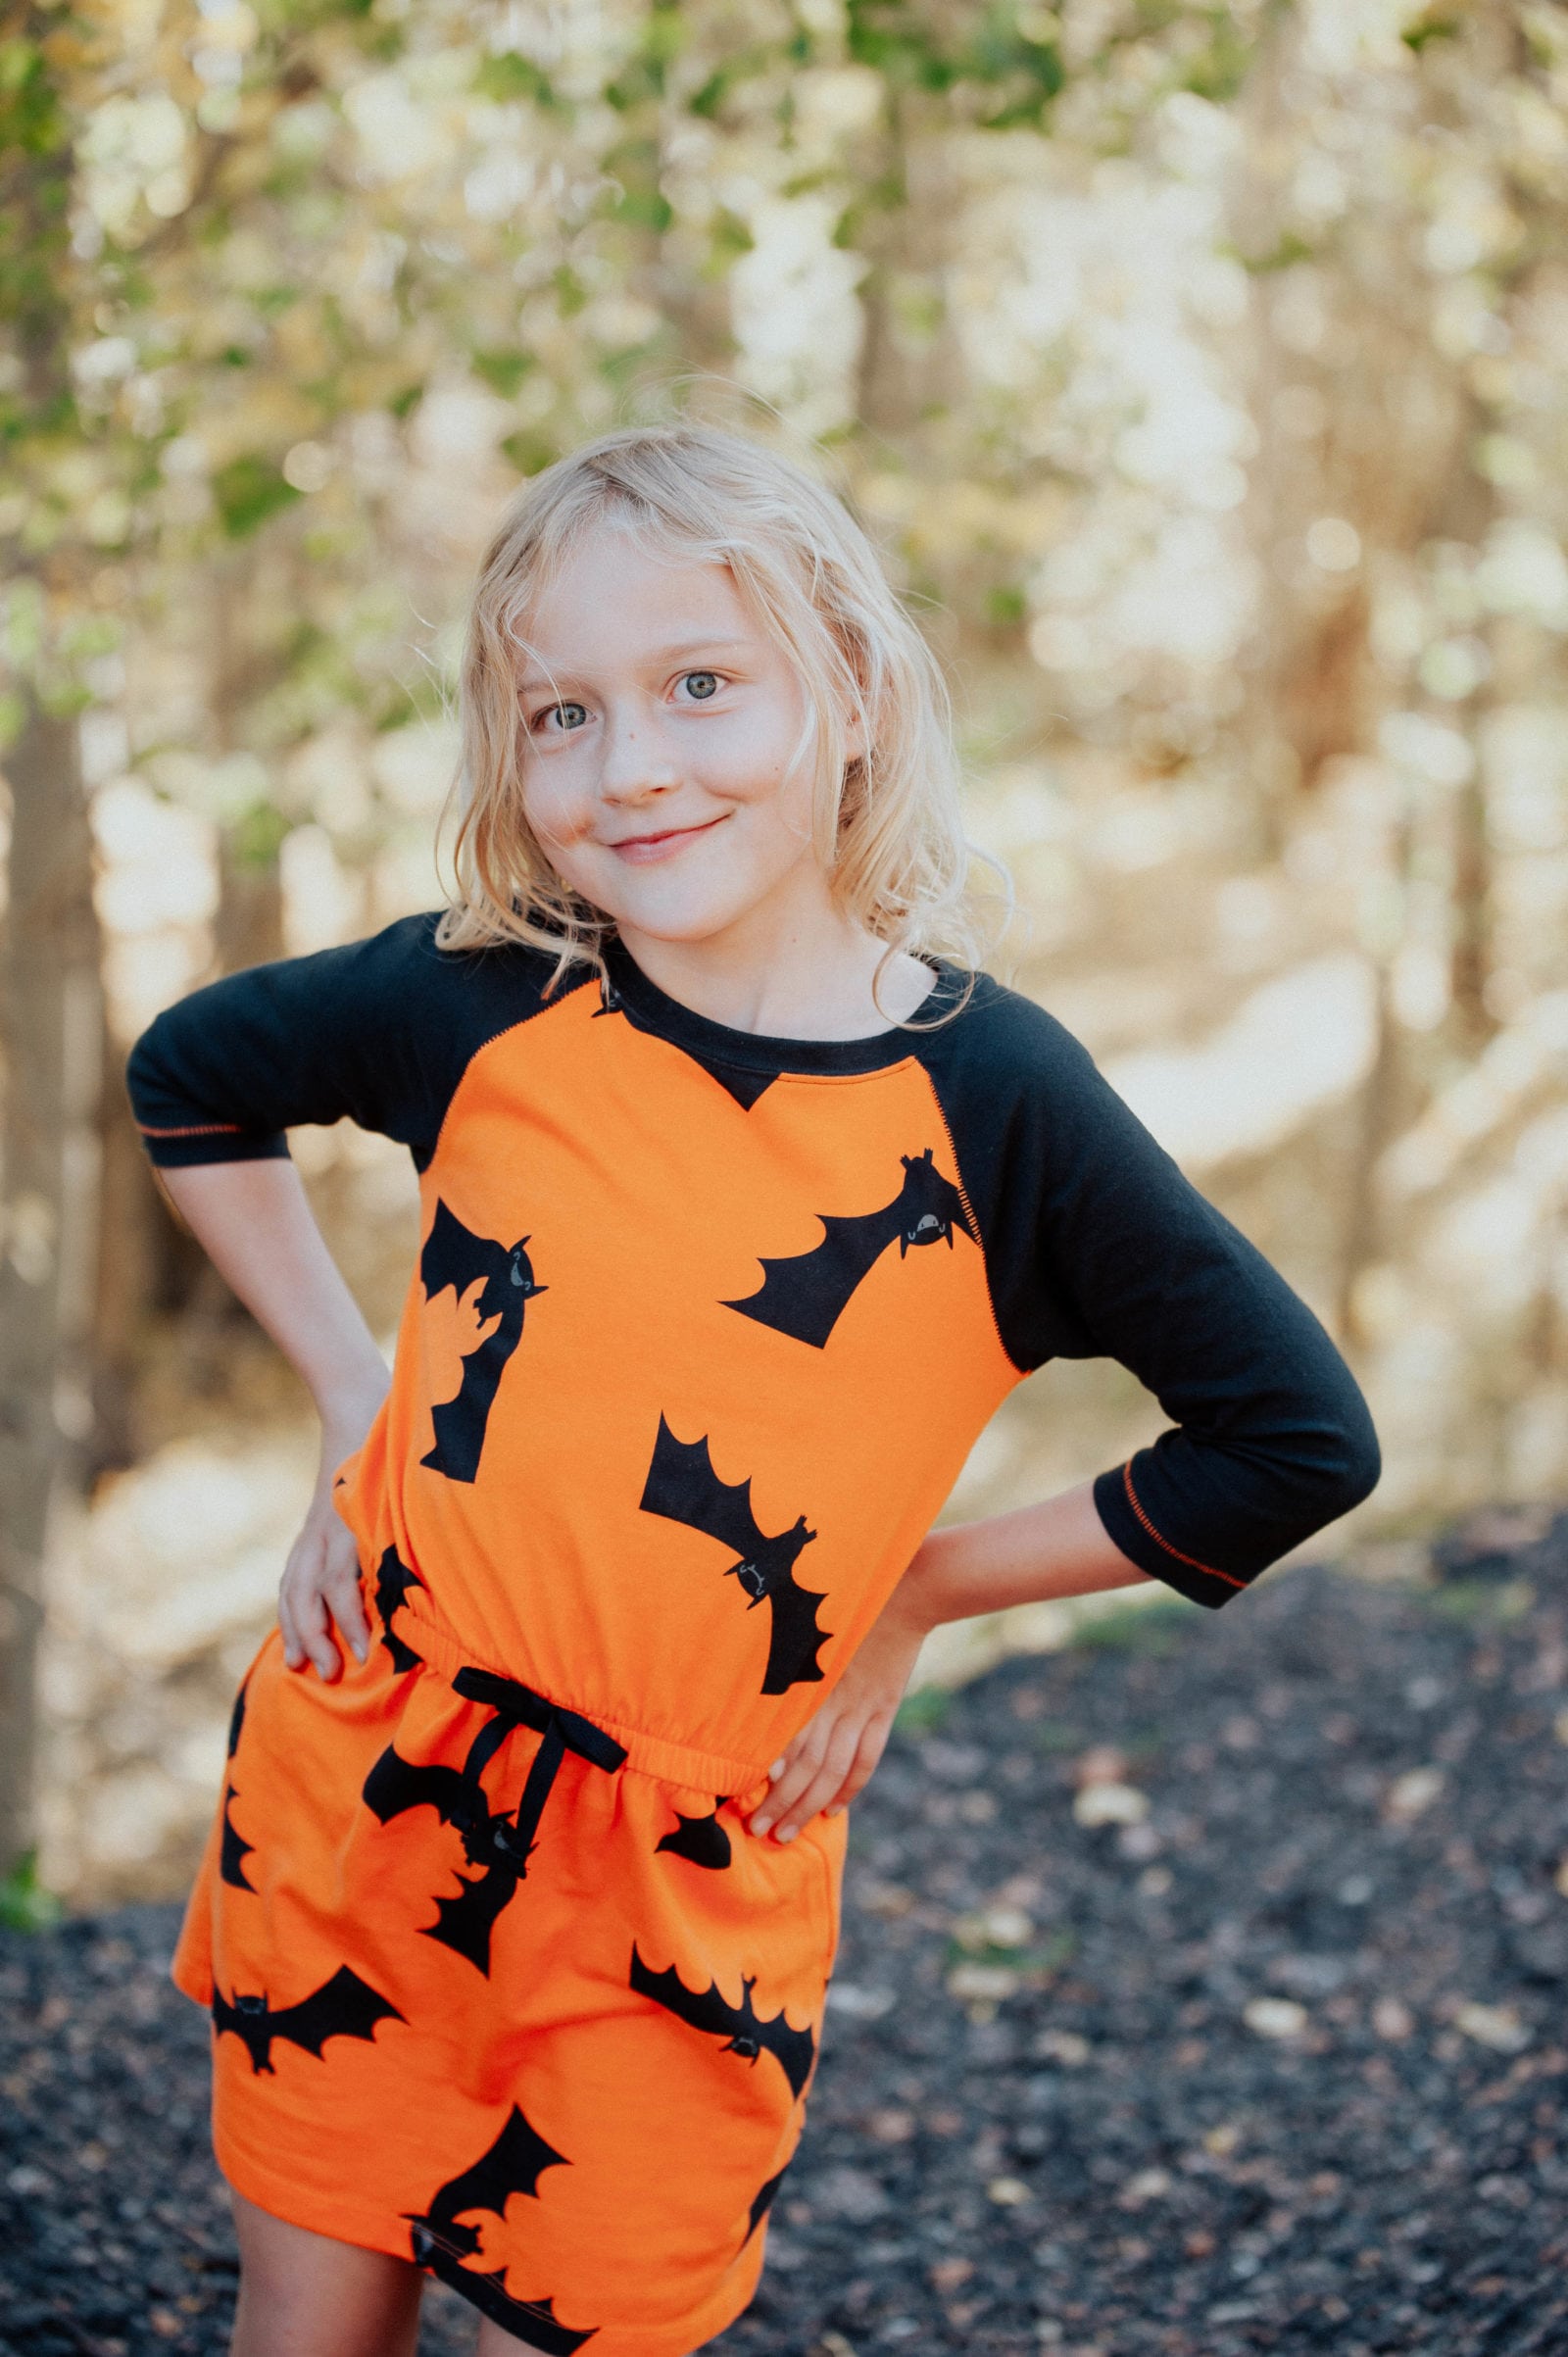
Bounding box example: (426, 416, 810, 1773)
(449, 1665, 627, 1873)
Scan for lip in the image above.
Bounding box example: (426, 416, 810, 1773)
(605, 813, 727, 865)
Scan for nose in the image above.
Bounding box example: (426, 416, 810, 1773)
(597, 703, 680, 806)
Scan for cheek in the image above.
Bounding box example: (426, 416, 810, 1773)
(518, 761, 591, 848)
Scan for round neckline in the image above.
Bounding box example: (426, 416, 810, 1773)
(602, 936, 971, 1077)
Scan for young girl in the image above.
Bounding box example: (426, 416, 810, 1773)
(125, 423, 1379, 2357)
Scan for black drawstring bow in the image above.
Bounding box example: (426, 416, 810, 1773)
(449, 1665, 627, 1874)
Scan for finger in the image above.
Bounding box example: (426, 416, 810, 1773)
(770, 1720, 863, 1841)
(750, 1727, 829, 1838)
(828, 1718, 894, 1816)
(294, 1580, 342, 1683)
(277, 1584, 305, 1671)
(769, 1751, 851, 1841)
(323, 1561, 371, 1664)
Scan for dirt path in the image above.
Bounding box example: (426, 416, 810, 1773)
(5, 1536, 1568, 2356)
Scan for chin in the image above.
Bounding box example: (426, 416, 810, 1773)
(584, 865, 763, 946)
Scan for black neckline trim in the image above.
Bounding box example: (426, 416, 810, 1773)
(602, 938, 972, 1077)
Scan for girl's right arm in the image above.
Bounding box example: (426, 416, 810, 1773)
(155, 1158, 387, 1680)
(124, 912, 509, 1677)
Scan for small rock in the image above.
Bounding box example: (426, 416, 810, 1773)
(1244, 1996, 1309, 2039)
(826, 1982, 896, 2021)
(811, 2165, 889, 2224)
(948, 1961, 1018, 2002)
(1454, 2000, 1532, 2053)
(1073, 1782, 1149, 1829)
(1385, 1766, 1445, 1821)
(987, 2175, 1032, 2205)
(1372, 1995, 1415, 2040)
(1032, 2029, 1091, 2067)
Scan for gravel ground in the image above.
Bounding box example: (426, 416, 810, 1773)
(5, 1525, 1568, 2357)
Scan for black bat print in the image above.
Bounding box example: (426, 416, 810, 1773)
(372, 1543, 426, 1673)
(744, 2165, 787, 2245)
(725, 1147, 977, 1348)
(362, 1744, 530, 1977)
(212, 1965, 402, 2075)
(419, 1199, 546, 1483)
(220, 1786, 255, 1891)
(407, 2109, 596, 2354)
(638, 1419, 829, 1695)
(225, 1675, 249, 1760)
(362, 1676, 624, 1977)
(629, 1946, 816, 2100)
(656, 1800, 733, 1871)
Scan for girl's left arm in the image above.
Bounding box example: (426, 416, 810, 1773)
(752, 983, 1382, 1841)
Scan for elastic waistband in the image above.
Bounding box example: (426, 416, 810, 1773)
(396, 1599, 772, 1804)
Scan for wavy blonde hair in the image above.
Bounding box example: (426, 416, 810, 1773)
(435, 422, 999, 1006)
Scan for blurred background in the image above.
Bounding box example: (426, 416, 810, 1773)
(2, 0, 1566, 1916)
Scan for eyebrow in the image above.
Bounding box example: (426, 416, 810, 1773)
(516, 637, 754, 694)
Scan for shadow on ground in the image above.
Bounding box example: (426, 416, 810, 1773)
(4, 1530, 1568, 2357)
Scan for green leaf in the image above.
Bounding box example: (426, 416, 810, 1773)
(0, 1850, 62, 1934)
(212, 455, 303, 539)
(473, 51, 558, 107)
(229, 797, 290, 869)
(501, 428, 561, 477)
(470, 347, 536, 398)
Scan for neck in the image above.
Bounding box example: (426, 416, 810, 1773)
(614, 868, 934, 1041)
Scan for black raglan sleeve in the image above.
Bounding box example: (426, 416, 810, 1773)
(124, 911, 552, 1175)
(915, 977, 1381, 1608)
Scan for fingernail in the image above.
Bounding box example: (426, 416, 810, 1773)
(826, 1805, 844, 1818)
(768, 1759, 785, 1779)
(353, 1642, 368, 1663)
(752, 1820, 771, 1839)
(774, 1826, 796, 1843)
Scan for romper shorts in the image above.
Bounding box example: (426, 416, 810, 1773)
(175, 1585, 845, 2357)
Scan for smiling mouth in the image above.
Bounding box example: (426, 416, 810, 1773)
(606, 814, 727, 863)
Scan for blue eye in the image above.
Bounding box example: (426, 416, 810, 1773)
(682, 671, 719, 702)
(538, 702, 587, 733)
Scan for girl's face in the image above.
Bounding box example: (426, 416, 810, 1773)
(514, 527, 851, 948)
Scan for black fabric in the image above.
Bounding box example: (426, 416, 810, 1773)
(123, 913, 581, 1173)
(123, 916, 1380, 1610)
(908, 977, 1380, 1606)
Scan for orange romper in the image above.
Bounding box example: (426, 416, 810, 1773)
(126, 916, 1378, 2355)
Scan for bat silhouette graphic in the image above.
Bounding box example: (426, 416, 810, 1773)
(373, 1543, 426, 1673)
(638, 1419, 829, 1695)
(725, 1147, 977, 1348)
(629, 1945, 816, 2099)
(419, 1199, 546, 1483)
(744, 2165, 787, 2245)
(656, 1800, 733, 1871)
(362, 1743, 531, 1976)
(212, 1965, 402, 2075)
(225, 1675, 249, 1760)
(220, 1785, 255, 1891)
(408, 2108, 596, 2354)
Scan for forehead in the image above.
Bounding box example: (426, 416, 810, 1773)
(516, 526, 761, 675)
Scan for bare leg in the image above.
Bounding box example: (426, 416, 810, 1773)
(228, 2186, 424, 2357)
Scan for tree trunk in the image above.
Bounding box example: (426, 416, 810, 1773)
(0, 701, 101, 1883)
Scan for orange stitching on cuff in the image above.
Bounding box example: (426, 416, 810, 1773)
(1120, 1462, 1247, 1590)
(135, 1120, 245, 1137)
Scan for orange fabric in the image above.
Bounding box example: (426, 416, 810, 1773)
(174, 979, 1018, 2350)
(176, 1622, 842, 2357)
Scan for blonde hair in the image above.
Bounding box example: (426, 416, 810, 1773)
(436, 422, 998, 1005)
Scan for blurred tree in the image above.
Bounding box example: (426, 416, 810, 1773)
(0, 0, 103, 1885)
